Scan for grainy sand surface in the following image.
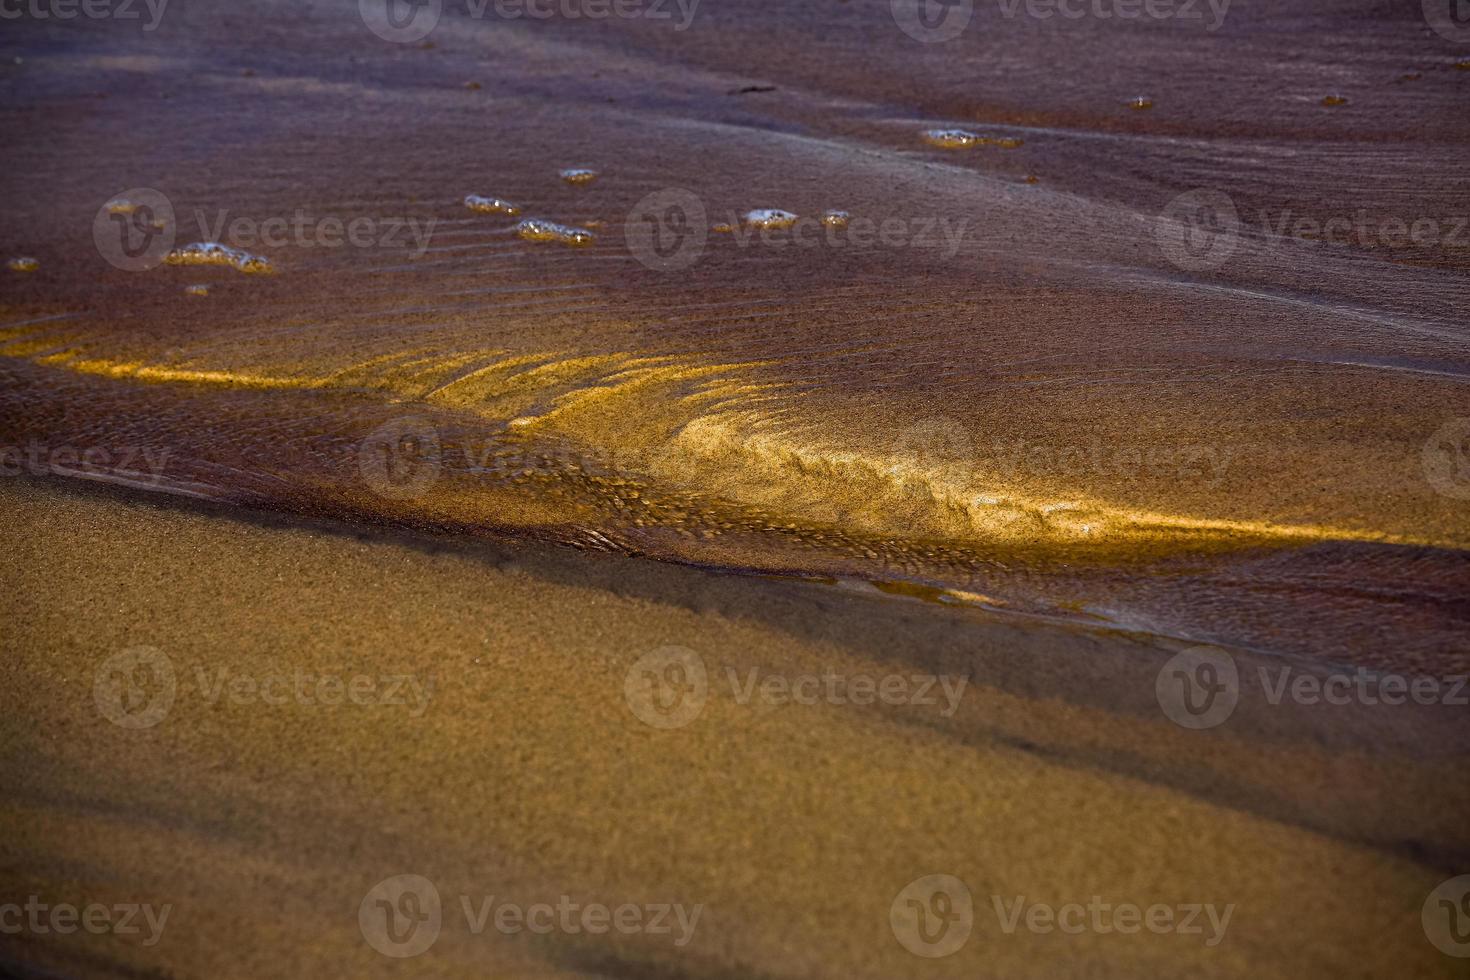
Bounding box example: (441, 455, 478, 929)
(2, 0, 1469, 664)
(2, 0, 1468, 975)
(2, 476, 1466, 977)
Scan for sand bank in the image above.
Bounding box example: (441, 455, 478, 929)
(1, 476, 1464, 977)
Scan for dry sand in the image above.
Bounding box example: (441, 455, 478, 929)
(1, 475, 1465, 978)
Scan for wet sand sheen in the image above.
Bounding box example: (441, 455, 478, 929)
(3, 336, 1466, 668)
(2, 0, 1468, 663)
(1, 337, 1451, 552)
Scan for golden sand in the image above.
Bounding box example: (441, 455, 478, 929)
(1, 477, 1465, 977)
(1, 2, 1468, 975)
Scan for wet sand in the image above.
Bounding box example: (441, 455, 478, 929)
(2, 0, 1469, 662)
(2, 0, 1469, 975)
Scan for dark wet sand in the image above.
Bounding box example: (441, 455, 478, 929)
(2, 0, 1469, 663)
